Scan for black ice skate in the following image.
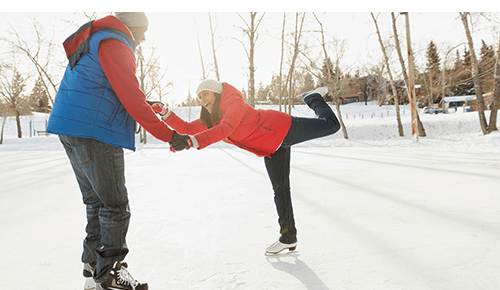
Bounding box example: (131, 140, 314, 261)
(96, 261, 148, 290)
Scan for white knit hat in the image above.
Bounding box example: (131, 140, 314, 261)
(115, 12, 149, 28)
(196, 79, 223, 96)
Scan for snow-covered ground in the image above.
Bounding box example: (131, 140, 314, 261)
(1, 102, 499, 290)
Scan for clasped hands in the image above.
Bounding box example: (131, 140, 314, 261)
(148, 101, 193, 152)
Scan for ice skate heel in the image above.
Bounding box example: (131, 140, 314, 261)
(84, 277, 96, 290)
(266, 240, 298, 254)
(83, 262, 96, 290)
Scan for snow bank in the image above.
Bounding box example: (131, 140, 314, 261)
(3, 102, 497, 152)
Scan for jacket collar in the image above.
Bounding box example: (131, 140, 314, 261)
(63, 15, 135, 69)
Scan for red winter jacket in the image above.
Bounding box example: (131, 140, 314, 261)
(165, 83, 292, 158)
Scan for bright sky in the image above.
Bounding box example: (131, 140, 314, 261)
(1, 8, 499, 105)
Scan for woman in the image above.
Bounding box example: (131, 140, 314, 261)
(152, 79, 341, 254)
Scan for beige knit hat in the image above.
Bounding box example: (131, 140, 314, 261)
(196, 79, 223, 96)
(115, 12, 149, 28)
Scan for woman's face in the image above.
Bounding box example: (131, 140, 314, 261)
(198, 90, 216, 113)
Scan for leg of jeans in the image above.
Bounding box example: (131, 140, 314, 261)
(282, 94, 341, 147)
(89, 140, 130, 283)
(83, 193, 103, 264)
(59, 136, 102, 264)
(264, 146, 297, 244)
(59, 136, 130, 283)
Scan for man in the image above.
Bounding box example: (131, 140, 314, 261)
(47, 12, 188, 290)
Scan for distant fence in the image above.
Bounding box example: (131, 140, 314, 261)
(29, 120, 49, 137)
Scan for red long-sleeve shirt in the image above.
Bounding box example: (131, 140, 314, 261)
(98, 39, 173, 142)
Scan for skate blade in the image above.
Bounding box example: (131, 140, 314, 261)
(265, 246, 298, 256)
(84, 277, 96, 290)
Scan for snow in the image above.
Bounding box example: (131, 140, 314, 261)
(1, 102, 500, 289)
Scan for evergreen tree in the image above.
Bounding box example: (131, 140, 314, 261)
(268, 74, 283, 105)
(30, 75, 50, 113)
(479, 40, 495, 93)
(256, 81, 269, 102)
(302, 72, 315, 93)
(451, 48, 474, 96)
(426, 41, 441, 73)
(463, 47, 471, 68)
(425, 41, 441, 104)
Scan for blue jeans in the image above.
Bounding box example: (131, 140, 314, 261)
(264, 94, 340, 244)
(59, 135, 130, 283)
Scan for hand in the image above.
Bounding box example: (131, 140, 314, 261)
(169, 131, 191, 152)
(148, 101, 169, 116)
(169, 134, 198, 153)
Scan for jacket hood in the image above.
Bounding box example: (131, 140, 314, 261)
(221, 83, 243, 103)
(63, 15, 135, 69)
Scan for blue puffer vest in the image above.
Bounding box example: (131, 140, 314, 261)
(47, 29, 137, 151)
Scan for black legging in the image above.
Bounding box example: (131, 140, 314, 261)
(264, 93, 340, 243)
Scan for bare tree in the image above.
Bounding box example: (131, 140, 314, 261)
(0, 93, 9, 144)
(371, 12, 404, 137)
(312, 13, 348, 139)
(0, 65, 30, 138)
(278, 13, 286, 112)
(136, 44, 172, 143)
(1, 19, 61, 106)
(136, 45, 172, 101)
(149, 63, 172, 104)
(283, 12, 306, 114)
(489, 37, 500, 132)
(193, 14, 207, 80)
(394, 13, 426, 137)
(476, 13, 500, 131)
(358, 62, 386, 104)
(236, 12, 266, 108)
(208, 13, 221, 81)
(460, 12, 491, 135)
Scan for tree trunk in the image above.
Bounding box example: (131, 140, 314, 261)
(393, 13, 426, 135)
(15, 111, 21, 138)
(488, 36, 500, 132)
(0, 116, 7, 144)
(193, 15, 206, 80)
(334, 93, 348, 139)
(460, 12, 488, 135)
(372, 13, 404, 137)
(208, 13, 220, 81)
(248, 18, 256, 108)
(278, 13, 286, 112)
(313, 13, 348, 139)
(285, 13, 305, 115)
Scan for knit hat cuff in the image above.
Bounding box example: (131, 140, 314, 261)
(196, 79, 223, 96)
(115, 12, 149, 28)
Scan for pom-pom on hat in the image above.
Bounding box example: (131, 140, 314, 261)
(115, 12, 149, 28)
(196, 79, 223, 96)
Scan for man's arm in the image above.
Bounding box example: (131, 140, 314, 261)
(98, 39, 173, 142)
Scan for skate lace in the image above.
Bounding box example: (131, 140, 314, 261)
(116, 265, 138, 289)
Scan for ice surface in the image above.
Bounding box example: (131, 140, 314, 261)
(1, 103, 499, 289)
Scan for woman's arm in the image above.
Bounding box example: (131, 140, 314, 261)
(191, 97, 247, 149)
(164, 111, 207, 135)
(159, 94, 247, 150)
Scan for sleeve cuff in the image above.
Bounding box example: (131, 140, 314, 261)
(161, 108, 172, 120)
(189, 136, 200, 149)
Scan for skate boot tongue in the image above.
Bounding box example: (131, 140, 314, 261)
(116, 261, 128, 268)
(113, 261, 139, 289)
